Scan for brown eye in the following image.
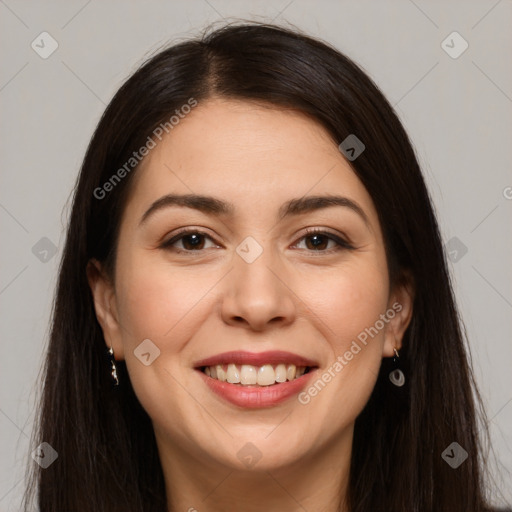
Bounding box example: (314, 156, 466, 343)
(161, 230, 218, 252)
(303, 233, 332, 251)
(294, 229, 353, 253)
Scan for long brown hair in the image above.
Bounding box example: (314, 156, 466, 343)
(25, 22, 495, 511)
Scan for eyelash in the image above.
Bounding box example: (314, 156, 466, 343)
(160, 227, 354, 255)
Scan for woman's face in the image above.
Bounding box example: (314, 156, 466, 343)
(90, 98, 413, 473)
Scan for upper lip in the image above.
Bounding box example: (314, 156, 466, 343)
(194, 350, 318, 368)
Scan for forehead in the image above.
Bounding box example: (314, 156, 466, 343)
(123, 98, 379, 227)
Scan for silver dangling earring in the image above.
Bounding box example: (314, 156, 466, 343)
(389, 347, 405, 387)
(108, 345, 119, 386)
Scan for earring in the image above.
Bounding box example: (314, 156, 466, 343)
(389, 347, 405, 387)
(108, 345, 119, 386)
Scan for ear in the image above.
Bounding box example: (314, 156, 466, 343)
(383, 270, 415, 358)
(86, 259, 125, 359)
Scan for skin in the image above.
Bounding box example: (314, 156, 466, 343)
(88, 98, 414, 512)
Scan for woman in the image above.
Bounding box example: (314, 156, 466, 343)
(24, 22, 503, 511)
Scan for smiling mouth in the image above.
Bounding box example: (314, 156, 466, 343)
(199, 363, 315, 386)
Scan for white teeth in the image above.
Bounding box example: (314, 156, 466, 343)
(240, 365, 258, 385)
(275, 364, 287, 383)
(204, 363, 310, 386)
(257, 364, 276, 386)
(226, 363, 240, 384)
(216, 364, 227, 382)
(286, 364, 296, 381)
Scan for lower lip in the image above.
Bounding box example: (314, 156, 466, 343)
(197, 369, 317, 408)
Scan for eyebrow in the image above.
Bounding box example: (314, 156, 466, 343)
(139, 193, 370, 228)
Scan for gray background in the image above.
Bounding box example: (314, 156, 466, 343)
(1, 0, 511, 509)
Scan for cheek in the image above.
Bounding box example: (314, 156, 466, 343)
(336, 273, 388, 346)
(115, 257, 217, 347)
(110, 255, 200, 399)
(297, 254, 389, 347)
(112, 257, 217, 430)
(294, 258, 389, 424)
(331, 258, 389, 368)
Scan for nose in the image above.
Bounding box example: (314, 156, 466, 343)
(220, 246, 296, 332)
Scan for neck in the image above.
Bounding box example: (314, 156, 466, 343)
(156, 425, 353, 512)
